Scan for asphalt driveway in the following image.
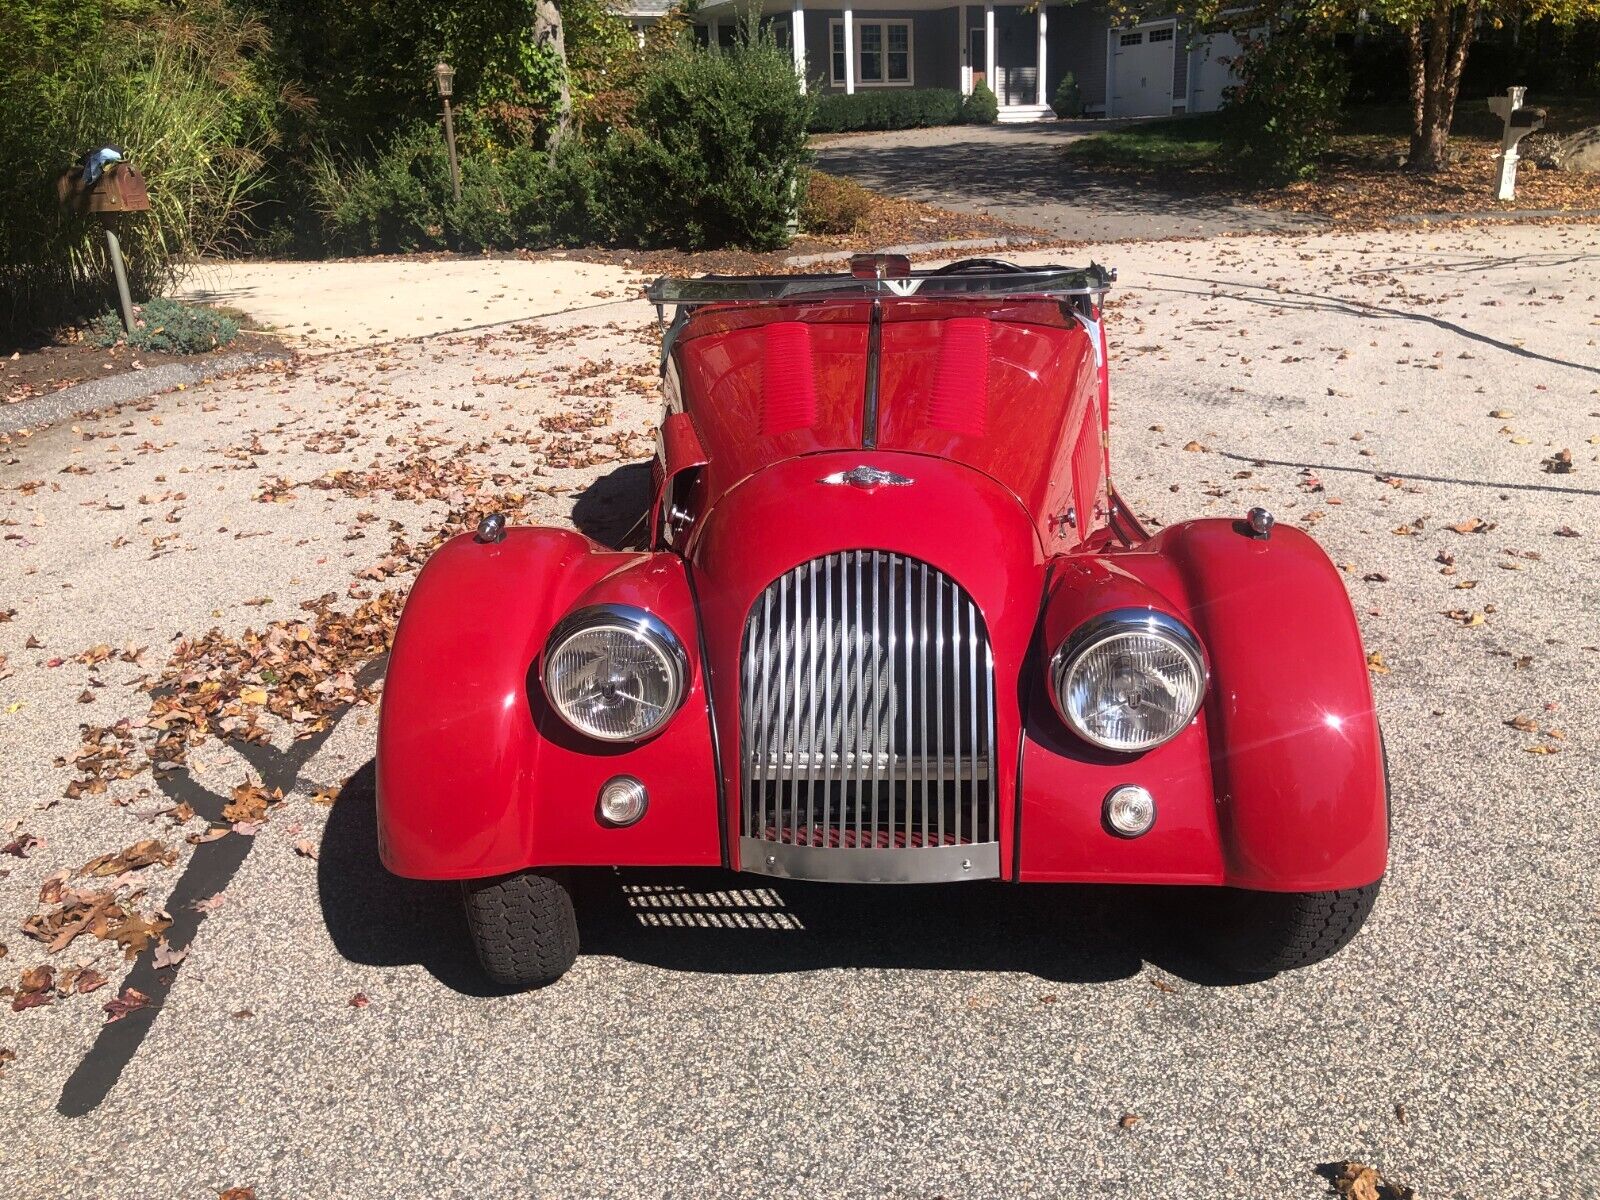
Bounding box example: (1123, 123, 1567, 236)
(813, 121, 1327, 241)
(1, 224, 1596, 1199)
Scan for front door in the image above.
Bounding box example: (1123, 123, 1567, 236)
(968, 27, 986, 89)
(993, 7, 1038, 106)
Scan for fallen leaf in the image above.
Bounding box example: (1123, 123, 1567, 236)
(1366, 651, 1390, 675)
(1118, 1113, 1140, 1129)
(1329, 1159, 1416, 1200)
(1447, 518, 1490, 534)
(293, 839, 319, 860)
(152, 939, 189, 969)
(102, 986, 150, 1022)
(349, 991, 370, 1008)
(78, 838, 176, 878)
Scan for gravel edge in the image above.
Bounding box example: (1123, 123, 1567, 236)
(0, 349, 290, 436)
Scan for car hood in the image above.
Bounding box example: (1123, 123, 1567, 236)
(668, 298, 1102, 546)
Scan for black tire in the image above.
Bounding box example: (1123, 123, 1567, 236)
(1198, 880, 1381, 976)
(461, 870, 579, 989)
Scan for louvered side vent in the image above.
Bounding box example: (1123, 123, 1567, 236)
(758, 321, 817, 436)
(928, 318, 991, 437)
(738, 551, 999, 884)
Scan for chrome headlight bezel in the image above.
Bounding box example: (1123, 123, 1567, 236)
(1049, 608, 1208, 753)
(541, 604, 689, 743)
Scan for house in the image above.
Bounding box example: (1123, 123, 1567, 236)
(692, 0, 1247, 121)
(618, 0, 676, 44)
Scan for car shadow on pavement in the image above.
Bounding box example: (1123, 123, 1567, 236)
(317, 760, 508, 997)
(321, 759, 1244, 992)
(570, 461, 654, 548)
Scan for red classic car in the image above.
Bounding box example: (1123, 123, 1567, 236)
(376, 256, 1388, 988)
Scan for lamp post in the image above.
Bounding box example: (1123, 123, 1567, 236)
(434, 61, 461, 206)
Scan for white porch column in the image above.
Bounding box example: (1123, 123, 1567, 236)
(791, 0, 807, 92)
(843, 8, 855, 94)
(1037, 4, 1048, 106)
(984, 4, 996, 98)
(708, 17, 719, 52)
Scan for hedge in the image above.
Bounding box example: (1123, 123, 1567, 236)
(809, 88, 965, 133)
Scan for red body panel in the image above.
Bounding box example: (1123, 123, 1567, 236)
(377, 288, 1387, 894)
(668, 299, 1103, 551)
(1016, 524, 1387, 889)
(377, 530, 721, 879)
(687, 451, 1047, 879)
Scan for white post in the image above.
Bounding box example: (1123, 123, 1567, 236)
(1489, 86, 1544, 201)
(791, 0, 807, 92)
(984, 4, 996, 100)
(1037, 5, 1048, 107)
(843, 8, 855, 95)
(708, 17, 719, 52)
(960, 4, 970, 94)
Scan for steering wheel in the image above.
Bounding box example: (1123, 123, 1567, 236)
(929, 257, 1030, 275)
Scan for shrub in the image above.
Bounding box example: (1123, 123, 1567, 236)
(312, 118, 592, 254)
(1220, 27, 1349, 184)
(313, 37, 814, 254)
(89, 298, 239, 353)
(800, 172, 873, 234)
(809, 89, 965, 133)
(606, 39, 813, 249)
(963, 82, 999, 125)
(1052, 72, 1083, 119)
(0, 1, 274, 338)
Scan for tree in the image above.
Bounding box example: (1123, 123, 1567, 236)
(1383, 0, 1600, 171)
(532, 0, 572, 148)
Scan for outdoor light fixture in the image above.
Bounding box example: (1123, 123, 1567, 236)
(433, 61, 461, 204)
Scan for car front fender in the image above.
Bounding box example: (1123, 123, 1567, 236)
(376, 527, 722, 879)
(1154, 518, 1388, 891)
(1018, 518, 1387, 892)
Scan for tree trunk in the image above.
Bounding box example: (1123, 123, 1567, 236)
(533, 0, 572, 151)
(1407, 0, 1479, 172)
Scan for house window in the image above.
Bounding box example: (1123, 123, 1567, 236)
(1148, 27, 1174, 42)
(828, 19, 914, 87)
(1119, 31, 1143, 46)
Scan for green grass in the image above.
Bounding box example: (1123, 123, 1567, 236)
(1064, 102, 1598, 177)
(1063, 114, 1227, 170)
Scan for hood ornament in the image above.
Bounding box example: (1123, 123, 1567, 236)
(819, 466, 914, 490)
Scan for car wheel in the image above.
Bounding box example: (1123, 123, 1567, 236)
(461, 869, 579, 989)
(1197, 880, 1381, 976)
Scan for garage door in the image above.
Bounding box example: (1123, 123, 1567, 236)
(1188, 31, 1246, 114)
(1109, 25, 1174, 118)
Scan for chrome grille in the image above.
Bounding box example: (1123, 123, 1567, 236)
(739, 551, 998, 883)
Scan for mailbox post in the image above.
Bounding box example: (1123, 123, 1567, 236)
(1488, 87, 1547, 201)
(57, 158, 152, 333)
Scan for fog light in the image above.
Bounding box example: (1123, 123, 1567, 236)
(597, 776, 648, 827)
(1104, 785, 1155, 838)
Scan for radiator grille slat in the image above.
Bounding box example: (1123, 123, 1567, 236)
(740, 551, 997, 875)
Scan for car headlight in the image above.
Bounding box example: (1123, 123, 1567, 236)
(542, 605, 689, 742)
(1050, 608, 1206, 752)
